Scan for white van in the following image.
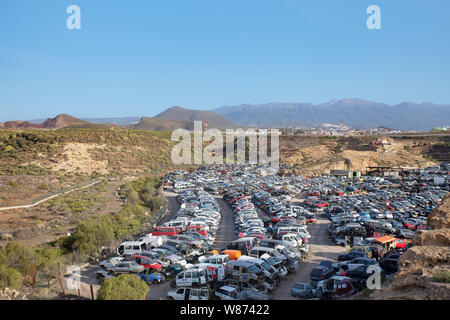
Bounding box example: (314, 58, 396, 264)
(174, 267, 210, 287)
(163, 220, 187, 230)
(116, 241, 147, 256)
(276, 226, 310, 238)
(136, 235, 166, 249)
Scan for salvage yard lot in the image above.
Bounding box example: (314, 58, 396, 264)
(80, 163, 448, 301)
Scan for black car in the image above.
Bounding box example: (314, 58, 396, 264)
(309, 266, 334, 284)
(337, 250, 367, 262)
(379, 254, 400, 273)
(396, 228, 415, 239)
(345, 265, 380, 280)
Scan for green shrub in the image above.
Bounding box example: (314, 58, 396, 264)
(34, 246, 64, 269)
(97, 274, 149, 300)
(70, 217, 115, 254)
(8, 181, 20, 188)
(0, 266, 23, 289)
(432, 270, 450, 283)
(3, 145, 16, 153)
(1, 242, 38, 278)
(39, 183, 50, 190)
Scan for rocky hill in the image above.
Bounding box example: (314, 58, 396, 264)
(155, 106, 234, 128)
(0, 114, 90, 129)
(369, 194, 450, 300)
(132, 117, 194, 131)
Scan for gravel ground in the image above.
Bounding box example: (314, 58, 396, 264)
(269, 214, 346, 300)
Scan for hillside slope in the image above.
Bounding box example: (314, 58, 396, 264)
(155, 106, 234, 128)
(279, 135, 448, 176)
(132, 117, 194, 131)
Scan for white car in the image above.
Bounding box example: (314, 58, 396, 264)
(167, 287, 210, 300)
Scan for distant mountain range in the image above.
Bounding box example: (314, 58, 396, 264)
(214, 99, 450, 131)
(2, 99, 449, 132)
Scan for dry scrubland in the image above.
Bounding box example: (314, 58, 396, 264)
(0, 128, 177, 259)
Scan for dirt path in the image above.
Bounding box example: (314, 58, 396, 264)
(269, 214, 345, 300)
(212, 196, 237, 250)
(0, 180, 103, 212)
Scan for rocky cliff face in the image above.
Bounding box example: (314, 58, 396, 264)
(370, 194, 450, 300)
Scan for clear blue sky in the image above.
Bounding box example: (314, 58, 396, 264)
(1, 0, 449, 121)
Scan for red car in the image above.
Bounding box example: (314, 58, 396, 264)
(127, 255, 162, 271)
(150, 226, 180, 236)
(404, 223, 417, 231)
(185, 225, 208, 237)
(314, 202, 329, 208)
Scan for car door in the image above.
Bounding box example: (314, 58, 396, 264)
(190, 289, 199, 300)
(174, 288, 185, 300)
(177, 272, 187, 286)
(200, 287, 209, 300)
(116, 263, 127, 274)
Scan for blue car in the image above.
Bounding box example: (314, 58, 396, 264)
(138, 272, 165, 284)
(291, 282, 315, 298)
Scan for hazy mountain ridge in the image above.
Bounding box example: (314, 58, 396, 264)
(214, 99, 450, 131)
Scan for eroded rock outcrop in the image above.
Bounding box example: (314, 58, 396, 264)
(370, 194, 450, 300)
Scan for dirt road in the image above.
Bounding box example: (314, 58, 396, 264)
(212, 196, 238, 250)
(269, 214, 345, 299)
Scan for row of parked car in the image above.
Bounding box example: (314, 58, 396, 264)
(96, 163, 448, 300)
(161, 165, 319, 300)
(96, 189, 221, 290)
(288, 164, 449, 299)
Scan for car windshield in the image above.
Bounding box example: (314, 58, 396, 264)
(261, 261, 272, 271)
(266, 257, 277, 266)
(281, 247, 291, 254)
(249, 265, 260, 274)
(272, 250, 281, 257)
